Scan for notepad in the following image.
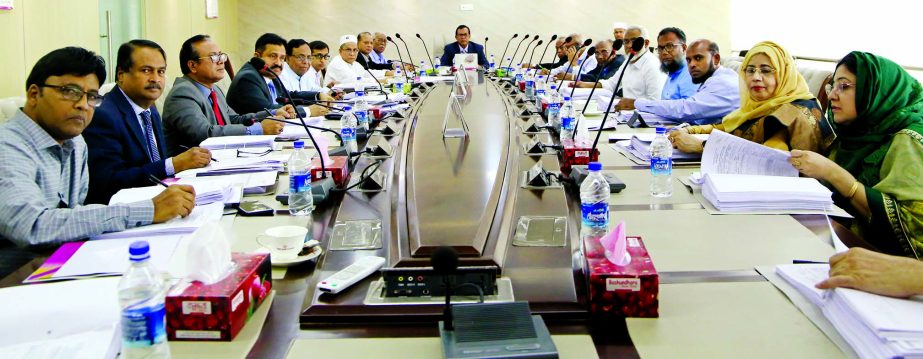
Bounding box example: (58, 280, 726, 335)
(92, 202, 224, 240)
(775, 264, 923, 358)
(109, 178, 237, 206)
(199, 135, 278, 150)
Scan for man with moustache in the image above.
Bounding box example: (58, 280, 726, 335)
(632, 39, 740, 125)
(579, 40, 625, 83)
(279, 38, 337, 106)
(227, 33, 316, 116)
(83, 40, 212, 204)
(356, 31, 394, 72)
(536, 37, 567, 70)
(0, 46, 196, 258)
(575, 25, 666, 106)
(325, 35, 371, 87)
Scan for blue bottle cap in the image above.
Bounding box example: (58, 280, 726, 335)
(564, 96, 571, 101)
(344, 106, 352, 111)
(589, 162, 602, 171)
(129, 240, 150, 261)
(293, 141, 304, 149)
(356, 91, 364, 97)
(656, 127, 666, 134)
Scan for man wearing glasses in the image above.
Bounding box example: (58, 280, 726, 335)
(613, 27, 697, 111)
(356, 32, 394, 72)
(280, 39, 339, 102)
(163, 34, 292, 156)
(325, 35, 371, 88)
(83, 40, 212, 205)
(227, 33, 315, 117)
(578, 40, 625, 83)
(0, 47, 196, 262)
(577, 26, 667, 109)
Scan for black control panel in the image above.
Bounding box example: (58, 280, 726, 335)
(380, 266, 498, 297)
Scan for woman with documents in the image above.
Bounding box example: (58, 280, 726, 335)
(669, 41, 824, 153)
(788, 52, 923, 259)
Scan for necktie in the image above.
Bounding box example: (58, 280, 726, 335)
(140, 110, 161, 162)
(210, 90, 226, 126)
(461, 47, 467, 54)
(267, 81, 277, 99)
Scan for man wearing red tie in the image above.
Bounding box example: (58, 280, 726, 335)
(162, 34, 294, 156)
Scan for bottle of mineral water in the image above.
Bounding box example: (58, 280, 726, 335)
(650, 127, 674, 198)
(340, 105, 358, 154)
(353, 90, 370, 131)
(560, 96, 576, 140)
(419, 60, 427, 76)
(525, 72, 535, 99)
(118, 240, 170, 358)
(288, 140, 314, 215)
(546, 86, 562, 128)
(489, 55, 496, 70)
(393, 69, 405, 94)
(533, 75, 546, 107)
(579, 162, 609, 228)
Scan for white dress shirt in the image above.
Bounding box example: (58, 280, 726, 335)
(601, 50, 666, 101)
(280, 63, 330, 94)
(325, 56, 370, 87)
(549, 49, 597, 79)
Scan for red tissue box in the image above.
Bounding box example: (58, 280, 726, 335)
(560, 139, 600, 174)
(584, 236, 659, 318)
(165, 253, 272, 341)
(311, 155, 349, 187)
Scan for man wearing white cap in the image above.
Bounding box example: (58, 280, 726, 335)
(613, 22, 628, 42)
(324, 35, 370, 87)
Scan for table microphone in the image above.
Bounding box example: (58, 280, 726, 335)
(415, 33, 437, 71)
(393, 33, 418, 73)
(535, 34, 558, 69)
(567, 46, 596, 95)
(497, 34, 518, 73)
(590, 36, 646, 153)
(483, 37, 488, 58)
(386, 36, 413, 83)
(556, 39, 593, 91)
(504, 34, 530, 72)
(362, 66, 389, 101)
(431, 246, 459, 331)
(517, 35, 540, 67)
(526, 40, 544, 71)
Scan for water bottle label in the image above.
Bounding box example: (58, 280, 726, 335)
(290, 172, 311, 193)
(581, 202, 609, 226)
(341, 127, 356, 140)
(395, 83, 404, 93)
(355, 111, 368, 125)
(561, 116, 575, 130)
(651, 157, 673, 175)
(121, 303, 167, 348)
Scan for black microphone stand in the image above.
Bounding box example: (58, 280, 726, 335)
(517, 35, 539, 67)
(535, 34, 557, 69)
(497, 34, 518, 75)
(415, 34, 437, 73)
(590, 39, 644, 151)
(503, 34, 530, 73)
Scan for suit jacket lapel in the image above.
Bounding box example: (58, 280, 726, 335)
(112, 88, 152, 159)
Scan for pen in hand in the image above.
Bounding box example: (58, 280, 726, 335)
(147, 174, 169, 188)
(179, 145, 218, 162)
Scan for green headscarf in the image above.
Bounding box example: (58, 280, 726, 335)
(833, 51, 923, 185)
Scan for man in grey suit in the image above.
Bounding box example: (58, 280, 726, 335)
(162, 34, 294, 156)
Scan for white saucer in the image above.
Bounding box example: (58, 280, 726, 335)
(256, 245, 323, 267)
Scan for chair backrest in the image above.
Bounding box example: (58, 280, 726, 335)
(0, 97, 26, 125)
(99, 82, 117, 96)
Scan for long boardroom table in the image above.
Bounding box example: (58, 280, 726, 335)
(0, 71, 859, 358)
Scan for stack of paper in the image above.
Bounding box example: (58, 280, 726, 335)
(174, 149, 290, 178)
(178, 171, 278, 195)
(24, 235, 183, 283)
(776, 264, 923, 358)
(93, 202, 224, 240)
(702, 173, 834, 212)
(612, 133, 706, 164)
(199, 135, 277, 150)
(109, 179, 237, 206)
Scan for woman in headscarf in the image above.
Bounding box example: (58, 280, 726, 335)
(668, 41, 824, 153)
(789, 52, 923, 259)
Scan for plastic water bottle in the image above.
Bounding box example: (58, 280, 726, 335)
(580, 162, 610, 228)
(393, 69, 405, 94)
(489, 55, 496, 70)
(650, 127, 674, 198)
(505, 58, 512, 76)
(546, 86, 562, 127)
(419, 60, 427, 76)
(533, 76, 546, 107)
(525, 72, 535, 99)
(289, 140, 314, 215)
(434, 57, 441, 73)
(118, 241, 170, 359)
(560, 96, 576, 140)
(353, 90, 370, 131)
(340, 105, 358, 154)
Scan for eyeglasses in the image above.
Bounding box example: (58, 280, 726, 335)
(744, 66, 776, 77)
(198, 52, 229, 63)
(237, 147, 272, 157)
(656, 43, 682, 54)
(312, 54, 331, 60)
(39, 84, 103, 107)
(341, 48, 359, 53)
(291, 55, 310, 62)
(825, 81, 856, 95)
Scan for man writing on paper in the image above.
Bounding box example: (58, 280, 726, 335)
(83, 40, 212, 205)
(440, 25, 489, 68)
(628, 39, 740, 125)
(163, 35, 292, 156)
(0, 47, 196, 251)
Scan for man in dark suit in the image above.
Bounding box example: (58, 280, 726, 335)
(579, 40, 626, 83)
(439, 25, 488, 68)
(356, 31, 393, 71)
(226, 33, 323, 117)
(163, 34, 293, 156)
(83, 40, 212, 204)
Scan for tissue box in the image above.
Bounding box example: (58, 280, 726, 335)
(165, 253, 272, 341)
(584, 236, 659, 318)
(311, 155, 349, 187)
(560, 139, 600, 174)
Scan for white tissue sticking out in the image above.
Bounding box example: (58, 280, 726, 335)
(185, 222, 235, 284)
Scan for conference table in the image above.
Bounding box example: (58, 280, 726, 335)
(1, 71, 855, 358)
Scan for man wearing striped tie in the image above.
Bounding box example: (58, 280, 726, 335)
(84, 40, 212, 204)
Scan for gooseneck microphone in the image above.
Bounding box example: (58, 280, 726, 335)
(504, 34, 530, 72)
(517, 35, 539, 67)
(363, 66, 389, 100)
(249, 57, 329, 179)
(567, 46, 596, 97)
(394, 34, 418, 74)
(432, 246, 459, 331)
(497, 34, 519, 73)
(386, 36, 413, 83)
(556, 39, 593, 91)
(483, 37, 488, 58)
(526, 40, 544, 70)
(590, 37, 646, 152)
(535, 34, 558, 69)
(415, 33, 437, 71)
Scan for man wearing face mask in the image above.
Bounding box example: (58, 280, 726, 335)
(226, 33, 312, 117)
(632, 39, 740, 125)
(83, 40, 212, 204)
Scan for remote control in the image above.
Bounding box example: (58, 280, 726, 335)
(317, 256, 386, 294)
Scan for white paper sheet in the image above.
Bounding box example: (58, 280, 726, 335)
(92, 202, 224, 240)
(701, 130, 798, 177)
(52, 235, 183, 278)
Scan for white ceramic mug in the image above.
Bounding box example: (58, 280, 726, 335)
(256, 225, 308, 260)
